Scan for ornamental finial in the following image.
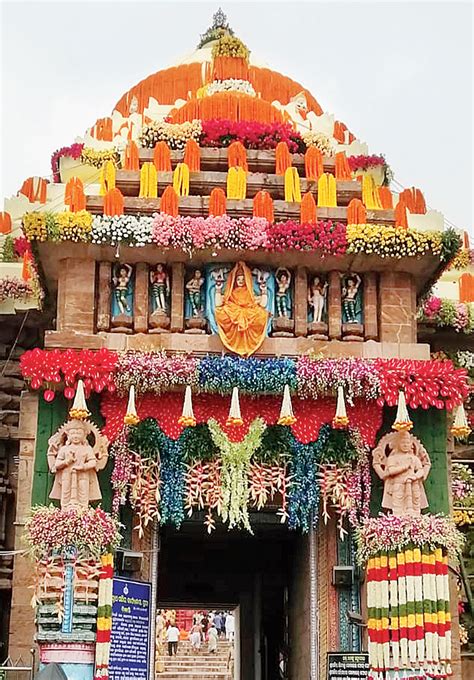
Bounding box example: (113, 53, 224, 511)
(198, 8, 234, 48)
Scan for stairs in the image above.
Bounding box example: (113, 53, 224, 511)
(156, 639, 233, 679)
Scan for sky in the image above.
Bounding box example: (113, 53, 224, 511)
(1, 0, 472, 232)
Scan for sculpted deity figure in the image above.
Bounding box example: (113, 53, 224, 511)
(214, 261, 270, 356)
(341, 273, 362, 324)
(372, 430, 431, 516)
(186, 269, 205, 317)
(112, 263, 133, 316)
(47, 419, 109, 510)
(275, 268, 292, 318)
(308, 275, 328, 323)
(150, 263, 170, 315)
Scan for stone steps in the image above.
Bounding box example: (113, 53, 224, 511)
(156, 641, 232, 679)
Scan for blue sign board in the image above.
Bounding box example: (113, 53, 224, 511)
(109, 577, 152, 680)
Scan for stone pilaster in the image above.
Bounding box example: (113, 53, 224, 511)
(328, 271, 342, 340)
(295, 266, 308, 337)
(363, 272, 378, 340)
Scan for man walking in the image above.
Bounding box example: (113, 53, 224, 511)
(166, 622, 180, 657)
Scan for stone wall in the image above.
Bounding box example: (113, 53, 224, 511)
(288, 533, 311, 679)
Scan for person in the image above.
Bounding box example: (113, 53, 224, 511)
(150, 263, 170, 314)
(208, 623, 218, 654)
(156, 609, 165, 640)
(214, 261, 270, 356)
(213, 612, 222, 637)
(225, 611, 235, 642)
(219, 612, 226, 638)
(189, 622, 202, 652)
(166, 623, 180, 657)
(201, 611, 209, 641)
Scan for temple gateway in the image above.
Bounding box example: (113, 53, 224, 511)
(1, 10, 473, 680)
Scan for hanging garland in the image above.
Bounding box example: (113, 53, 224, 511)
(208, 417, 266, 531)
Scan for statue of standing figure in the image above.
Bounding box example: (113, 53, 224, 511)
(150, 263, 170, 315)
(47, 420, 109, 510)
(341, 273, 362, 323)
(372, 430, 431, 516)
(186, 269, 205, 317)
(112, 263, 133, 316)
(275, 268, 292, 318)
(308, 275, 328, 323)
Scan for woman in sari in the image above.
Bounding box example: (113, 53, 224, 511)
(214, 261, 270, 356)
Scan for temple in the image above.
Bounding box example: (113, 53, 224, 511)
(0, 9, 472, 680)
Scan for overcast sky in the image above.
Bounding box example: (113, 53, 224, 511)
(1, 0, 472, 231)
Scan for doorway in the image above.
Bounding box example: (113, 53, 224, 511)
(157, 515, 296, 680)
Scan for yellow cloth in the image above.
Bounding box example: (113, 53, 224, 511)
(215, 261, 269, 357)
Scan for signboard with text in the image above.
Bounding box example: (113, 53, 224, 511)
(109, 577, 152, 680)
(327, 652, 369, 679)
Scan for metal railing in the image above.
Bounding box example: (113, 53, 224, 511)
(0, 650, 35, 680)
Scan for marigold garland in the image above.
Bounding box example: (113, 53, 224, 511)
(172, 163, 190, 197)
(183, 138, 201, 172)
(305, 146, 323, 181)
(139, 162, 158, 198)
(123, 140, 140, 171)
(300, 192, 317, 224)
(226, 166, 247, 199)
(209, 187, 227, 216)
(284, 167, 302, 203)
(253, 191, 274, 222)
(317, 173, 337, 207)
(160, 186, 179, 217)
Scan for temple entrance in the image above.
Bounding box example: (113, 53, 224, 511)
(157, 516, 298, 680)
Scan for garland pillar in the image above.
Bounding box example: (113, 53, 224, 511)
(328, 271, 342, 340)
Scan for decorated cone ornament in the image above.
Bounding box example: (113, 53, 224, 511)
(332, 385, 349, 429)
(278, 384, 297, 426)
(393, 391, 413, 431)
(178, 385, 196, 427)
(124, 385, 140, 426)
(227, 386, 243, 427)
(69, 379, 90, 420)
(451, 402, 471, 438)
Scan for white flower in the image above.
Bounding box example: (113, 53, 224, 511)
(206, 79, 256, 97)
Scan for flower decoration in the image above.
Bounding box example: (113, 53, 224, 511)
(25, 506, 122, 561)
(114, 351, 199, 395)
(200, 119, 305, 153)
(51, 143, 84, 183)
(198, 355, 297, 395)
(178, 386, 196, 427)
(226, 387, 244, 427)
(205, 79, 256, 97)
(278, 384, 297, 426)
(68, 379, 90, 420)
(301, 131, 334, 156)
(392, 390, 413, 431)
(124, 385, 139, 426)
(139, 120, 202, 150)
(212, 35, 250, 60)
(0, 277, 33, 303)
(332, 385, 349, 429)
(80, 147, 120, 169)
(355, 513, 464, 564)
(451, 402, 471, 438)
(420, 296, 474, 334)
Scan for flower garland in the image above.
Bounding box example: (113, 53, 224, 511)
(0, 277, 33, 303)
(200, 119, 305, 153)
(212, 35, 250, 60)
(264, 220, 347, 254)
(115, 351, 199, 395)
(297, 356, 380, 404)
(205, 79, 256, 97)
(139, 120, 202, 150)
(197, 355, 296, 395)
(452, 463, 474, 526)
(355, 514, 464, 564)
(80, 147, 120, 169)
(301, 131, 334, 156)
(23, 211, 93, 242)
(20, 347, 118, 399)
(25, 506, 122, 561)
(208, 418, 266, 531)
(347, 154, 386, 172)
(94, 553, 113, 680)
(346, 224, 456, 261)
(51, 142, 84, 183)
(421, 296, 474, 334)
(21, 350, 470, 412)
(91, 214, 154, 246)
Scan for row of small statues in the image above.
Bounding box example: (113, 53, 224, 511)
(111, 263, 363, 324)
(48, 420, 430, 518)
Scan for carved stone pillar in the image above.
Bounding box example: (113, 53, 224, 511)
(294, 266, 307, 338)
(328, 271, 342, 340)
(363, 272, 378, 340)
(170, 262, 185, 333)
(57, 258, 96, 334)
(134, 263, 149, 333)
(96, 262, 111, 332)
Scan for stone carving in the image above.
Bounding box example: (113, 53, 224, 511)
(112, 263, 133, 316)
(47, 419, 108, 510)
(186, 269, 205, 318)
(372, 430, 431, 516)
(275, 268, 292, 318)
(341, 273, 362, 324)
(215, 261, 270, 356)
(308, 274, 328, 323)
(150, 263, 170, 315)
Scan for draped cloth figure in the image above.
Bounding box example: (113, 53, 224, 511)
(215, 261, 270, 356)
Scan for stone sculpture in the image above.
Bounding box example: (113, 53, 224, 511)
(372, 430, 431, 516)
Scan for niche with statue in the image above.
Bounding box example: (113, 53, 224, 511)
(111, 263, 134, 333)
(341, 272, 364, 341)
(149, 263, 171, 332)
(307, 272, 328, 339)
